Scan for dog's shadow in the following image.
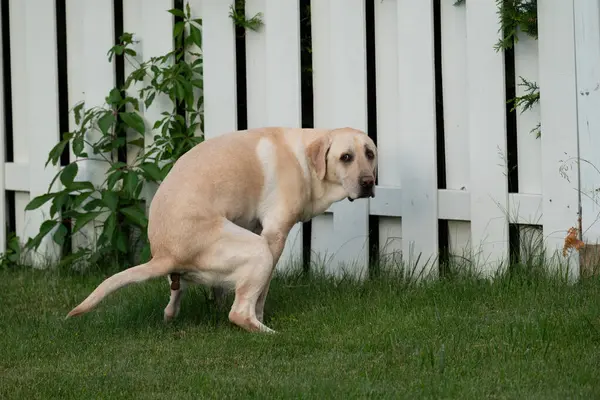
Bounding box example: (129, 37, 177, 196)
(83, 277, 319, 334)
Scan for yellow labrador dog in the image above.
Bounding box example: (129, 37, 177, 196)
(67, 127, 378, 333)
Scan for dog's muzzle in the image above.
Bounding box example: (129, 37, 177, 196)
(348, 189, 375, 202)
(348, 176, 375, 202)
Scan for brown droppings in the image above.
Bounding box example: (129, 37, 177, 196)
(170, 273, 181, 291)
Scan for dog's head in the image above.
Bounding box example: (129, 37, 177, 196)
(307, 127, 378, 201)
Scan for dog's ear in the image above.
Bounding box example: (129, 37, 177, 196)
(306, 135, 332, 180)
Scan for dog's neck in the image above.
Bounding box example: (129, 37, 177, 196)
(302, 175, 347, 220)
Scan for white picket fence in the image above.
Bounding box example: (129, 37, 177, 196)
(1, 0, 600, 279)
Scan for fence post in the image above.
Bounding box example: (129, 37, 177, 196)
(244, 0, 303, 271)
(66, 0, 116, 255)
(465, 0, 509, 276)
(311, 0, 370, 278)
(0, 2, 6, 255)
(538, 0, 580, 280)
(23, 0, 62, 265)
(397, 0, 439, 278)
(573, 0, 600, 275)
(200, 0, 238, 139)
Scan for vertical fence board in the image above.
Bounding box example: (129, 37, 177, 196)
(202, 0, 237, 139)
(245, 0, 266, 128)
(441, 0, 471, 258)
(514, 31, 543, 262)
(397, 0, 439, 277)
(244, 0, 303, 270)
(538, 0, 580, 279)
(311, 0, 369, 277)
(123, 0, 145, 164)
(141, 0, 173, 206)
(8, 0, 27, 242)
(185, 0, 204, 137)
(66, 0, 116, 252)
(309, 0, 333, 267)
(574, 0, 600, 246)
(23, 0, 62, 263)
(514, 34, 542, 197)
(465, 0, 509, 275)
(0, 2, 6, 253)
(8, 0, 25, 165)
(374, 0, 402, 263)
(66, 0, 115, 182)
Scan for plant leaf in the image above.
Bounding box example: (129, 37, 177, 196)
(123, 172, 139, 197)
(139, 162, 162, 182)
(107, 88, 122, 105)
(46, 138, 69, 167)
(121, 205, 148, 228)
(98, 112, 115, 135)
(72, 211, 105, 234)
(25, 220, 60, 250)
(53, 223, 68, 247)
(107, 171, 123, 191)
(101, 190, 119, 212)
(128, 138, 144, 148)
(167, 8, 186, 18)
(190, 24, 202, 48)
(120, 112, 146, 135)
(25, 193, 57, 211)
(60, 163, 78, 187)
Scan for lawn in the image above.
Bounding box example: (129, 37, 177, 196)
(1, 265, 599, 399)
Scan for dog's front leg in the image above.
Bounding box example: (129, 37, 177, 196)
(255, 225, 290, 323)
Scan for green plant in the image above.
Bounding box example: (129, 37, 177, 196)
(455, 0, 541, 137)
(229, 0, 264, 33)
(0, 232, 22, 269)
(495, 0, 541, 137)
(22, 2, 267, 270)
(494, 0, 538, 51)
(509, 77, 541, 137)
(24, 4, 205, 269)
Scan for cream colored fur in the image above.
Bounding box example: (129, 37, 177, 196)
(66, 127, 378, 333)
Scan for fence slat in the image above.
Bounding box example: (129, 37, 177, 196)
(441, 0, 471, 258)
(66, 0, 116, 252)
(574, 0, 600, 246)
(538, 0, 580, 279)
(311, 0, 369, 278)
(23, 0, 63, 263)
(8, 0, 28, 242)
(465, 0, 509, 274)
(245, 0, 266, 128)
(201, 0, 237, 139)
(123, 0, 145, 165)
(244, 0, 303, 271)
(514, 34, 541, 196)
(141, 0, 174, 205)
(397, 0, 439, 276)
(374, 0, 402, 263)
(0, 3, 6, 253)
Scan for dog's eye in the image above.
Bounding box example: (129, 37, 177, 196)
(366, 150, 375, 160)
(340, 153, 353, 163)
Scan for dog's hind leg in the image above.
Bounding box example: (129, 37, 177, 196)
(67, 257, 177, 318)
(197, 219, 277, 333)
(164, 273, 187, 322)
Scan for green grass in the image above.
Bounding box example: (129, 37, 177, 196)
(1, 265, 600, 399)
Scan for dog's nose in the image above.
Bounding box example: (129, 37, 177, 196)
(360, 176, 375, 189)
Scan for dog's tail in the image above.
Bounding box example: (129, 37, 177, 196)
(66, 257, 176, 318)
